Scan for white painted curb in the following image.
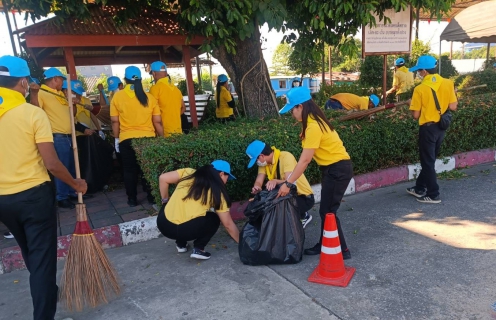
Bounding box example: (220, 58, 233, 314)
(311, 178, 355, 204)
(119, 216, 162, 246)
(0, 257, 4, 275)
(408, 156, 456, 180)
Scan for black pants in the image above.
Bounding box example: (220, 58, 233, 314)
(119, 138, 152, 200)
(0, 183, 58, 320)
(319, 160, 353, 250)
(415, 124, 445, 198)
(295, 194, 315, 219)
(156, 205, 220, 250)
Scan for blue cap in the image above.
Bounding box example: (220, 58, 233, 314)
(218, 74, 228, 83)
(43, 67, 66, 80)
(149, 61, 167, 74)
(125, 66, 141, 80)
(70, 80, 84, 95)
(409, 55, 438, 72)
(369, 94, 380, 107)
(107, 76, 122, 91)
(279, 87, 312, 114)
(62, 80, 67, 90)
(211, 160, 236, 180)
(246, 140, 266, 169)
(395, 58, 405, 66)
(0, 55, 30, 77)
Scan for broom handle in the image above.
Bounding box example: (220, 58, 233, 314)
(456, 84, 487, 92)
(100, 89, 110, 105)
(66, 75, 83, 204)
(39, 87, 87, 109)
(384, 99, 411, 110)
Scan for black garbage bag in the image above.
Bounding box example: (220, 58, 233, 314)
(76, 134, 114, 194)
(239, 186, 305, 265)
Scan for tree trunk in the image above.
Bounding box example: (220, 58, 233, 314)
(211, 22, 279, 118)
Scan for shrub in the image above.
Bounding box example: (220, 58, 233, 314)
(177, 80, 204, 96)
(134, 93, 496, 203)
(453, 69, 496, 98)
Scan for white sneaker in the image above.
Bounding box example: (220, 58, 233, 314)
(190, 248, 211, 260)
(3, 232, 14, 239)
(301, 213, 313, 229)
(176, 244, 189, 253)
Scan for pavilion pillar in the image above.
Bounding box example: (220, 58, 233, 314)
(63, 47, 77, 80)
(182, 45, 198, 128)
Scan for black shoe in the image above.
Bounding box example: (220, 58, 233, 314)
(127, 198, 138, 207)
(416, 195, 441, 204)
(190, 248, 211, 260)
(69, 194, 93, 200)
(342, 249, 351, 260)
(58, 199, 75, 209)
(3, 232, 14, 239)
(304, 243, 321, 255)
(406, 187, 426, 198)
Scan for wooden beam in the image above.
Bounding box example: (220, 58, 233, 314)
(24, 34, 206, 48)
(39, 54, 180, 67)
(63, 47, 77, 80)
(182, 45, 198, 128)
(115, 46, 124, 53)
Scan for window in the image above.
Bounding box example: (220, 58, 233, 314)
(279, 80, 286, 89)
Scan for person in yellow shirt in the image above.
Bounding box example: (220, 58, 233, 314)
(325, 93, 380, 110)
(386, 58, 415, 101)
(0, 55, 87, 320)
(277, 87, 353, 259)
(157, 160, 239, 260)
(31, 67, 91, 209)
(110, 66, 164, 207)
(149, 61, 185, 137)
(245, 140, 314, 228)
(215, 74, 235, 122)
(407, 55, 458, 204)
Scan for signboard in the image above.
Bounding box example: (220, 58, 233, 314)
(363, 7, 412, 56)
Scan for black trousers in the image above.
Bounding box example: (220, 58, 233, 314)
(156, 205, 220, 250)
(295, 194, 315, 219)
(318, 160, 353, 250)
(0, 182, 58, 320)
(119, 138, 152, 200)
(415, 124, 445, 198)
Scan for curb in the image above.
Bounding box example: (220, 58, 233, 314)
(1, 148, 495, 274)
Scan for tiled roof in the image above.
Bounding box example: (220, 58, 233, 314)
(418, 0, 488, 21)
(83, 76, 101, 94)
(16, 5, 182, 36)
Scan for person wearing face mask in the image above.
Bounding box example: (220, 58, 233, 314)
(277, 87, 353, 259)
(0, 55, 87, 320)
(245, 140, 314, 228)
(157, 160, 239, 260)
(386, 58, 414, 101)
(30, 67, 87, 209)
(406, 55, 458, 204)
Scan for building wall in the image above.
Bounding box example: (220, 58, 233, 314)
(77, 65, 113, 78)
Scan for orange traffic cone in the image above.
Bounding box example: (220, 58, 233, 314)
(308, 213, 355, 287)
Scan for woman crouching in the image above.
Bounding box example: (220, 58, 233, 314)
(157, 160, 240, 260)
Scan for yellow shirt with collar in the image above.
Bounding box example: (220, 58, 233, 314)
(149, 77, 183, 137)
(409, 74, 457, 126)
(330, 93, 369, 110)
(38, 84, 72, 134)
(257, 151, 313, 196)
(110, 84, 161, 142)
(302, 117, 350, 166)
(215, 86, 234, 118)
(0, 88, 53, 195)
(393, 66, 415, 95)
(75, 97, 97, 137)
(165, 168, 229, 224)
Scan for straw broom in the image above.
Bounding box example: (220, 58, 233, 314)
(59, 75, 120, 312)
(339, 99, 411, 122)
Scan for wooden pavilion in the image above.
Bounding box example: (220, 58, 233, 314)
(13, 4, 205, 127)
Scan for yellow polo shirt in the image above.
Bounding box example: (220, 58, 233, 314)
(331, 93, 369, 110)
(302, 117, 350, 166)
(110, 85, 161, 142)
(257, 151, 313, 196)
(75, 97, 98, 137)
(409, 74, 457, 126)
(215, 86, 234, 118)
(393, 66, 415, 95)
(149, 77, 183, 137)
(38, 84, 72, 134)
(0, 89, 52, 195)
(165, 168, 229, 224)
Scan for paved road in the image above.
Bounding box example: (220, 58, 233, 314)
(1, 163, 495, 320)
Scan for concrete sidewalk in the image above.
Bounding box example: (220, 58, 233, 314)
(1, 163, 495, 320)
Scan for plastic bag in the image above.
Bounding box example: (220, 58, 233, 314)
(239, 186, 304, 265)
(76, 134, 114, 193)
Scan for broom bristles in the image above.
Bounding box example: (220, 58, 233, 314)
(95, 105, 111, 126)
(59, 204, 120, 312)
(339, 105, 386, 121)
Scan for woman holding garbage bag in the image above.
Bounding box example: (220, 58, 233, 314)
(277, 87, 353, 260)
(157, 160, 240, 260)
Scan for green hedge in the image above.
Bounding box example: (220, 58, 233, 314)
(453, 69, 496, 98)
(134, 93, 496, 202)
